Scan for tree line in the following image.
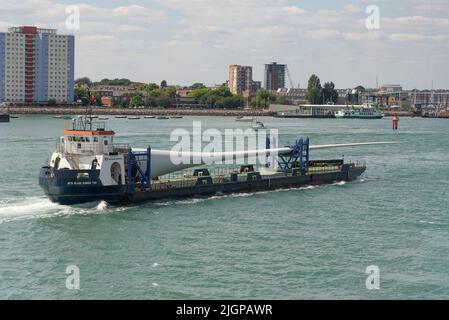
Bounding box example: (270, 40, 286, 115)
(305, 74, 339, 105)
(74, 75, 340, 108)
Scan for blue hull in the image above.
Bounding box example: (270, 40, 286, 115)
(39, 163, 366, 206)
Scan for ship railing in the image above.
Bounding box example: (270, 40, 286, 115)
(113, 143, 131, 153)
(306, 165, 341, 174)
(56, 142, 64, 154)
(55, 142, 104, 156)
(159, 166, 241, 181)
(149, 166, 243, 191)
(150, 178, 198, 191)
(353, 160, 367, 168)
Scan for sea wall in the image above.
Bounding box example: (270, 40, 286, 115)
(0, 107, 273, 117)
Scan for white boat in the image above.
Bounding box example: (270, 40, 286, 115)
(336, 106, 383, 119)
(252, 120, 266, 131)
(235, 116, 254, 122)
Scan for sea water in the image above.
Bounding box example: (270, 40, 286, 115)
(0, 115, 448, 299)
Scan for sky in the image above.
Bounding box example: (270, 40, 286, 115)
(1, 0, 448, 89)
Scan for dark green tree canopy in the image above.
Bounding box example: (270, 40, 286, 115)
(306, 74, 322, 104)
(75, 77, 92, 87)
(322, 82, 338, 104)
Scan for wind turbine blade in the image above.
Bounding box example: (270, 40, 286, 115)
(310, 141, 397, 150)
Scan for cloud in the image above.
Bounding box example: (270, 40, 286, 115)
(1, 0, 448, 88)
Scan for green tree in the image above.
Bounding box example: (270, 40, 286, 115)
(162, 86, 177, 98)
(188, 87, 243, 108)
(160, 80, 167, 88)
(157, 96, 172, 108)
(275, 96, 292, 105)
(130, 94, 144, 107)
(254, 89, 277, 108)
(213, 86, 232, 98)
(120, 99, 129, 108)
(74, 87, 88, 102)
(188, 88, 211, 102)
(322, 82, 338, 104)
(75, 77, 92, 87)
(306, 74, 322, 104)
(144, 96, 158, 108)
(99, 78, 132, 86)
(96, 96, 102, 106)
(191, 83, 206, 90)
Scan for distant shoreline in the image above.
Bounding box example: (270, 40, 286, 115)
(1, 107, 417, 117)
(1, 107, 273, 117)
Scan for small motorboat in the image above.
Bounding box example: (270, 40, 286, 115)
(235, 116, 254, 122)
(128, 116, 141, 120)
(99, 117, 109, 120)
(252, 120, 266, 131)
(144, 116, 156, 119)
(115, 115, 127, 119)
(157, 116, 169, 120)
(170, 116, 183, 119)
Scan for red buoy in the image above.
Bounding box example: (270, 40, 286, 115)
(392, 114, 399, 130)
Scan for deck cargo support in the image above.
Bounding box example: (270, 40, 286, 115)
(278, 138, 310, 173)
(127, 146, 151, 191)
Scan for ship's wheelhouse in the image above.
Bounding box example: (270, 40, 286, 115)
(60, 129, 115, 155)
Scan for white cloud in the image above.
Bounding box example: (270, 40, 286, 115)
(1, 0, 448, 88)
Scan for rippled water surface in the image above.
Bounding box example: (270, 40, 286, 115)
(0, 115, 448, 299)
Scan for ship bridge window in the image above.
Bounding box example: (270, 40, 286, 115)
(94, 137, 98, 142)
(68, 136, 72, 141)
(85, 137, 90, 142)
(104, 140, 108, 146)
(77, 143, 81, 149)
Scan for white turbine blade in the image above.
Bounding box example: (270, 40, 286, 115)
(133, 141, 395, 177)
(310, 141, 397, 150)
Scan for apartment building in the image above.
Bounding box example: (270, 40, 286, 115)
(0, 26, 74, 104)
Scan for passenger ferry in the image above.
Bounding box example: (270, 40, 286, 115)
(336, 105, 383, 119)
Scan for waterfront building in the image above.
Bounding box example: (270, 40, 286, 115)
(90, 85, 139, 105)
(263, 62, 286, 91)
(380, 84, 403, 93)
(228, 64, 253, 96)
(0, 26, 74, 104)
(407, 90, 449, 109)
(275, 88, 307, 105)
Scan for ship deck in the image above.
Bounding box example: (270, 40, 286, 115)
(138, 162, 365, 192)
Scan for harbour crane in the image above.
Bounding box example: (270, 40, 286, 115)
(286, 66, 296, 89)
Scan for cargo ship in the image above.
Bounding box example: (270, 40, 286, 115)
(39, 115, 392, 205)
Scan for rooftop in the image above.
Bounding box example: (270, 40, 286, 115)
(7, 26, 58, 35)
